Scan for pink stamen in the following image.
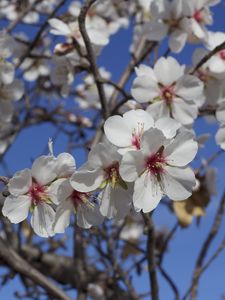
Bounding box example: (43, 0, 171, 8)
(219, 50, 225, 60)
(193, 10, 203, 23)
(161, 86, 175, 103)
(132, 134, 141, 150)
(145, 152, 166, 176)
(28, 183, 47, 206)
(104, 162, 120, 180)
(70, 190, 88, 208)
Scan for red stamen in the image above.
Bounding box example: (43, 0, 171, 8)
(70, 190, 88, 208)
(193, 10, 203, 23)
(145, 152, 166, 176)
(28, 183, 47, 205)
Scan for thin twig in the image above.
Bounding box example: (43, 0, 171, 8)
(142, 213, 159, 300)
(78, 0, 109, 120)
(190, 41, 225, 75)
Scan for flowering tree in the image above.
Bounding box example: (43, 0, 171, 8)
(0, 0, 225, 299)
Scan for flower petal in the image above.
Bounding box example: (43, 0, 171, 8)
(120, 150, 145, 182)
(32, 155, 57, 185)
(8, 168, 32, 196)
(31, 204, 55, 237)
(164, 131, 198, 166)
(2, 195, 31, 223)
(161, 166, 196, 200)
(70, 168, 105, 192)
(53, 199, 73, 233)
(133, 173, 162, 213)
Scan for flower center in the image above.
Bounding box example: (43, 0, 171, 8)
(161, 86, 174, 103)
(193, 9, 203, 23)
(131, 122, 144, 150)
(104, 162, 120, 187)
(219, 50, 225, 60)
(145, 150, 166, 176)
(70, 190, 89, 209)
(28, 182, 47, 206)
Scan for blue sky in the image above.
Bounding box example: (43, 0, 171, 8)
(1, 1, 225, 299)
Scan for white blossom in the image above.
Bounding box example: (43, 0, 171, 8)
(70, 143, 132, 221)
(120, 128, 198, 213)
(131, 57, 204, 125)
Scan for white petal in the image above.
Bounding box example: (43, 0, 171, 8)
(216, 125, 225, 150)
(56, 152, 76, 177)
(143, 21, 168, 41)
(48, 18, 71, 36)
(154, 57, 184, 86)
(88, 28, 109, 46)
(104, 110, 154, 148)
(164, 131, 198, 166)
(175, 75, 204, 103)
(31, 204, 55, 237)
(70, 168, 105, 192)
(155, 117, 181, 138)
(133, 173, 162, 213)
(161, 166, 196, 200)
(171, 98, 198, 125)
(131, 75, 160, 103)
(146, 101, 170, 120)
(8, 168, 32, 196)
(2, 195, 31, 223)
(209, 56, 225, 74)
(120, 150, 145, 182)
(216, 101, 225, 123)
(32, 155, 57, 185)
(87, 143, 121, 169)
(76, 203, 104, 229)
(53, 199, 73, 233)
(169, 29, 188, 53)
(141, 128, 166, 157)
(47, 178, 68, 205)
(104, 115, 134, 147)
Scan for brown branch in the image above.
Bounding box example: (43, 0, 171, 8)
(78, 0, 109, 120)
(16, 0, 67, 68)
(0, 238, 71, 300)
(190, 41, 225, 75)
(142, 213, 159, 300)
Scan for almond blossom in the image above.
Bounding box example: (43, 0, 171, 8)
(53, 178, 104, 232)
(131, 57, 204, 125)
(205, 31, 225, 77)
(2, 155, 58, 237)
(143, 0, 190, 53)
(104, 109, 181, 154)
(120, 128, 198, 213)
(48, 17, 109, 48)
(70, 143, 132, 221)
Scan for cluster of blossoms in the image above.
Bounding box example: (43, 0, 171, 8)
(2, 107, 198, 237)
(1, 0, 224, 239)
(132, 0, 220, 53)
